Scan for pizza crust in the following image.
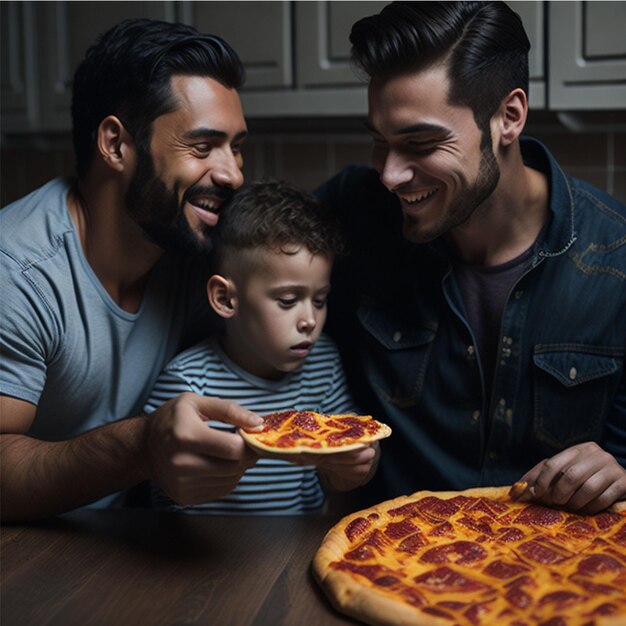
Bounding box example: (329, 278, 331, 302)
(313, 487, 626, 626)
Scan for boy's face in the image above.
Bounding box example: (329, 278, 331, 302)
(223, 246, 332, 380)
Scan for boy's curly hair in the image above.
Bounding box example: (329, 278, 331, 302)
(212, 179, 345, 270)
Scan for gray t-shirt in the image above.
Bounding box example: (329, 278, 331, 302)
(1, 178, 209, 468)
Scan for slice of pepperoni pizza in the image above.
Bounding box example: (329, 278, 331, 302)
(313, 486, 626, 626)
(239, 410, 391, 456)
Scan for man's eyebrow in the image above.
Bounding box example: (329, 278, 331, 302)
(182, 128, 248, 142)
(364, 120, 451, 137)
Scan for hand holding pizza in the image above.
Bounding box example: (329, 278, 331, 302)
(145, 392, 263, 505)
(315, 442, 380, 492)
(513, 441, 626, 514)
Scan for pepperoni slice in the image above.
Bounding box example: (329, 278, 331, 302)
(483, 559, 530, 580)
(517, 540, 569, 565)
(274, 430, 314, 448)
(420, 541, 487, 565)
(416, 496, 462, 520)
(332, 561, 383, 581)
(458, 514, 494, 536)
(345, 545, 375, 561)
(576, 553, 625, 576)
(398, 532, 428, 554)
(594, 511, 624, 530)
(539, 590, 585, 609)
(384, 519, 417, 539)
(373, 575, 400, 587)
(413, 567, 490, 593)
(262, 410, 296, 430)
(327, 425, 365, 445)
(345, 516, 370, 541)
(496, 527, 525, 543)
(515, 505, 564, 527)
(292, 411, 320, 431)
(538, 618, 567, 626)
(334, 416, 381, 434)
(429, 521, 455, 537)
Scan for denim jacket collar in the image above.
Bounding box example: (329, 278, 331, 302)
(520, 136, 578, 260)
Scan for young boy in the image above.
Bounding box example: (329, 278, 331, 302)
(143, 179, 379, 514)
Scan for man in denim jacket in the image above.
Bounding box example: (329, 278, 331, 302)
(317, 1, 626, 514)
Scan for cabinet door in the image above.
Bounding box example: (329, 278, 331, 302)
(510, 1, 545, 108)
(1, 1, 38, 132)
(549, 1, 626, 109)
(295, 1, 545, 107)
(295, 1, 388, 88)
(38, 1, 176, 130)
(179, 1, 292, 90)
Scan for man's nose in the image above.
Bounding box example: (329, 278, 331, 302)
(379, 150, 413, 192)
(211, 149, 244, 190)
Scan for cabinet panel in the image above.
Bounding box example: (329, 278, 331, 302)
(296, 1, 387, 88)
(179, 1, 292, 90)
(38, 1, 176, 130)
(1, 1, 38, 131)
(510, 1, 545, 108)
(295, 1, 545, 108)
(549, 1, 626, 109)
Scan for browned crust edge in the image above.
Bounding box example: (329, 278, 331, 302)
(312, 487, 626, 626)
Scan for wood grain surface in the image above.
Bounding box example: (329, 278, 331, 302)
(1, 508, 361, 626)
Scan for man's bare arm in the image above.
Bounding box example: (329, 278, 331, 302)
(1, 394, 263, 522)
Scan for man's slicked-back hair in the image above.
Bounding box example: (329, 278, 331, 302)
(212, 178, 345, 272)
(350, 1, 530, 132)
(71, 18, 245, 178)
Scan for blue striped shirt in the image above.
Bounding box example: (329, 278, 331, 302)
(143, 333, 357, 515)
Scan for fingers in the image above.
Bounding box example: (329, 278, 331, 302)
(193, 395, 264, 431)
(515, 442, 626, 514)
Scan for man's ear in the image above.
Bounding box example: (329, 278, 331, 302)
(97, 115, 134, 172)
(207, 274, 238, 319)
(493, 88, 528, 147)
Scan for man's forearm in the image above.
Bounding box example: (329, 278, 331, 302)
(1, 416, 149, 522)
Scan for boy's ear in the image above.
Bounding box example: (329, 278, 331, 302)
(97, 115, 134, 172)
(493, 87, 528, 147)
(207, 274, 237, 319)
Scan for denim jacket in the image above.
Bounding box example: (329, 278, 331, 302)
(317, 137, 626, 503)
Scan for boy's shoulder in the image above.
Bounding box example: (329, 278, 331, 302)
(162, 337, 222, 374)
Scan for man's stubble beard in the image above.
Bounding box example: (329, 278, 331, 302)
(124, 146, 215, 256)
(402, 143, 500, 244)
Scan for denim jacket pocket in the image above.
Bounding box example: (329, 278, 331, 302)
(357, 305, 436, 408)
(533, 345, 622, 449)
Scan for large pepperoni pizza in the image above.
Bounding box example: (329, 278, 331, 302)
(313, 486, 626, 626)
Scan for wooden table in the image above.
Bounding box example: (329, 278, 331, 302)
(1, 508, 361, 626)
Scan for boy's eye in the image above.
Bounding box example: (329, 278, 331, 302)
(278, 298, 297, 308)
(313, 298, 327, 309)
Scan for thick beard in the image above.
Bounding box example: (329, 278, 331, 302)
(124, 147, 215, 257)
(402, 143, 500, 244)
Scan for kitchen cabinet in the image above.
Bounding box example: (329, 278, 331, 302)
(548, 1, 626, 109)
(37, 1, 177, 131)
(179, 1, 292, 90)
(1, 1, 37, 132)
(1, 0, 625, 135)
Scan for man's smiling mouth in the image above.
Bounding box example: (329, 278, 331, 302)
(398, 188, 439, 204)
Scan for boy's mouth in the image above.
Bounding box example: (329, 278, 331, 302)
(290, 341, 312, 356)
